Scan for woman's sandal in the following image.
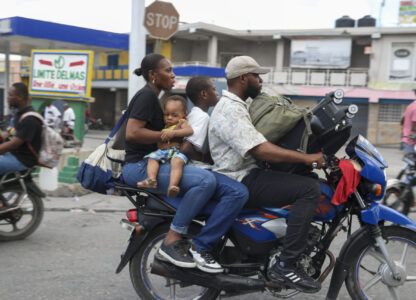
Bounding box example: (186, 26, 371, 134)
(167, 185, 180, 198)
(137, 178, 158, 189)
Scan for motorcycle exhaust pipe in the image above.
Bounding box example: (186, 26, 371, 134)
(151, 259, 265, 292)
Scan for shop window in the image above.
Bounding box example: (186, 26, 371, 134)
(378, 103, 405, 123)
(146, 43, 154, 54)
(107, 54, 119, 69)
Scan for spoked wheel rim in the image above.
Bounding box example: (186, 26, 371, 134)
(0, 190, 39, 238)
(140, 232, 210, 300)
(356, 236, 416, 300)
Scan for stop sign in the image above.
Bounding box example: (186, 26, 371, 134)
(144, 1, 180, 40)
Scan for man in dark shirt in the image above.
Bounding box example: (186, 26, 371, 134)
(0, 82, 42, 175)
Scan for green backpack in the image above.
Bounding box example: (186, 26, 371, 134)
(249, 92, 313, 153)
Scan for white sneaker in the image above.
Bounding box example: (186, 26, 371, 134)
(189, 247, 224, 273)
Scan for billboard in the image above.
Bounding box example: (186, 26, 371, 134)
(290, 38, 352, 69)
(29, 50, 94, 98)
(399, 1, 416, 24)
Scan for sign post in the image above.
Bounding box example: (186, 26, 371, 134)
(144, 1, 180, 53)
(128, 0, 146, 102)
(29, 49, 94, 142)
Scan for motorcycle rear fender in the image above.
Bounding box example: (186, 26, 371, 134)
(326, 227, 371, 300)
(25, 181, 46, 198)
(115, 212, 166, 274)
(115, 230, 149, 274)
(361, 202, 416, 231)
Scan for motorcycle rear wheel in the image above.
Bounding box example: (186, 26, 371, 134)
(383, 187, 414, 216)
(0, 187, 44, 241)
(129, 223, 220, 300)
(346, 226, 416, 299)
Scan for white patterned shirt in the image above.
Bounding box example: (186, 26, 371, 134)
(208, 90, 267, 181)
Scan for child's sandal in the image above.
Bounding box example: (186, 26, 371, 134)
(167, 185, 180, 198)
(137, 178, 157, 189)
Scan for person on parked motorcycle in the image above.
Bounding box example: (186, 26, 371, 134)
(122, 53, 217, 270)
(0, 82, 42, 211)
(63, 104, 75, 131)
(178, 76, 249, 273)
(401, 94, 416, 154)
(208, 56, 325, 293)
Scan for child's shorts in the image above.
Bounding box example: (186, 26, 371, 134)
(145, 146, 188, 164)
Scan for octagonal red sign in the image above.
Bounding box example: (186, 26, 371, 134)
(144, 1, 180, 40)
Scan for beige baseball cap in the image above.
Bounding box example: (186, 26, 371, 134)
(225, 56, 269, 79)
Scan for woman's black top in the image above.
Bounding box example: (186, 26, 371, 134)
(124, 84, 164, 163)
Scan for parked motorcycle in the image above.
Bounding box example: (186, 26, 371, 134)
(88, 117, 104, 130)
(115, 91, 416, 300)
(0, 168, 45, 241)
(60, 122, 77, 148)
(383, 138, 416, 216)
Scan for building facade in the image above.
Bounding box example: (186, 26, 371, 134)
(2, 16, 415, 145)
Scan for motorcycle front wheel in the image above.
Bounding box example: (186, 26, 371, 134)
(383, 186, 414, 216)
(0, 187, 44, 241)
(129, 223, 220, 300)
(346, 226, 416, 299)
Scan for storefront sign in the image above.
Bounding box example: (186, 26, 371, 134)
(30, 50, 94, 97)
(399, 1, 416, 24)
(389, 42, 414, 81)
(290, 38, 352, 69)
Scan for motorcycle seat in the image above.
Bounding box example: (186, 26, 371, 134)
(114, 182, 218, 216)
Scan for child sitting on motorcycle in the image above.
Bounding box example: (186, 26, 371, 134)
(137, 95, 194, 198)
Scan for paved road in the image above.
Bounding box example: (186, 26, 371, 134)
(1, 138, 415, 299)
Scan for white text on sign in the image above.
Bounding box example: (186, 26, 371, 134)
(146, 13, 178, 30)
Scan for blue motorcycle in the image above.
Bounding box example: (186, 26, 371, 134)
(115, 93, 416, 300)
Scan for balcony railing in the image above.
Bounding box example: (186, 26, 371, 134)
(262, 68, 369, 87)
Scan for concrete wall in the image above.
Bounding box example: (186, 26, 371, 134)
(171, 39, 209, 62)
(351, 40, 370, 68)
(367, 103, 402, 145)
(190, 40, 208, 62)
(369, 35, 416, 83)
(171, 39, 193, 62)
(217, 38, 276, 67)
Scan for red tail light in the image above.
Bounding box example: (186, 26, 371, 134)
(126, 209, 137, 222)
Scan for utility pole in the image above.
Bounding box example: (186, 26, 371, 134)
(128, 0, 146, 102)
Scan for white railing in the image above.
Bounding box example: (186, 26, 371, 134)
(262, 68, 369, 87)
(173, 61, 222, 68)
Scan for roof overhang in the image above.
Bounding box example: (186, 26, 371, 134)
(174, 22, 416, 41)
(0, 17, 129, 56)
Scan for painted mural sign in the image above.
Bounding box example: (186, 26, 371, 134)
(30, 50, 94, 97)
(290, 38, 352, 69)
(399, 1, 416, 24)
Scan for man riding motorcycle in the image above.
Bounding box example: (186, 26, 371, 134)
(0, 83, 42, 210)
(208, 56, 325, 293)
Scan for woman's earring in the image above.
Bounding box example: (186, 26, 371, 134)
(152, 79, 155, 84)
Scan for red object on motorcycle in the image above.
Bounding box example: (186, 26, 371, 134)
(126, 209, 137, 222)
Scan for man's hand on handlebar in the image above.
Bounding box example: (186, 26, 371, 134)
(305, 153, 325, 169)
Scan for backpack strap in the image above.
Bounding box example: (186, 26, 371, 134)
(105, 110, 129, 145)
(19, 111, 44, 165)
(20, 111, 45, 124)
(299, 112, 313, 153)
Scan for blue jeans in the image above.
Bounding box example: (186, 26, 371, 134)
(402, 142, 414, 154)
(193, 171, 249, 252)
(122, 160, 216, 234)
(0, 152, 27, 175)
